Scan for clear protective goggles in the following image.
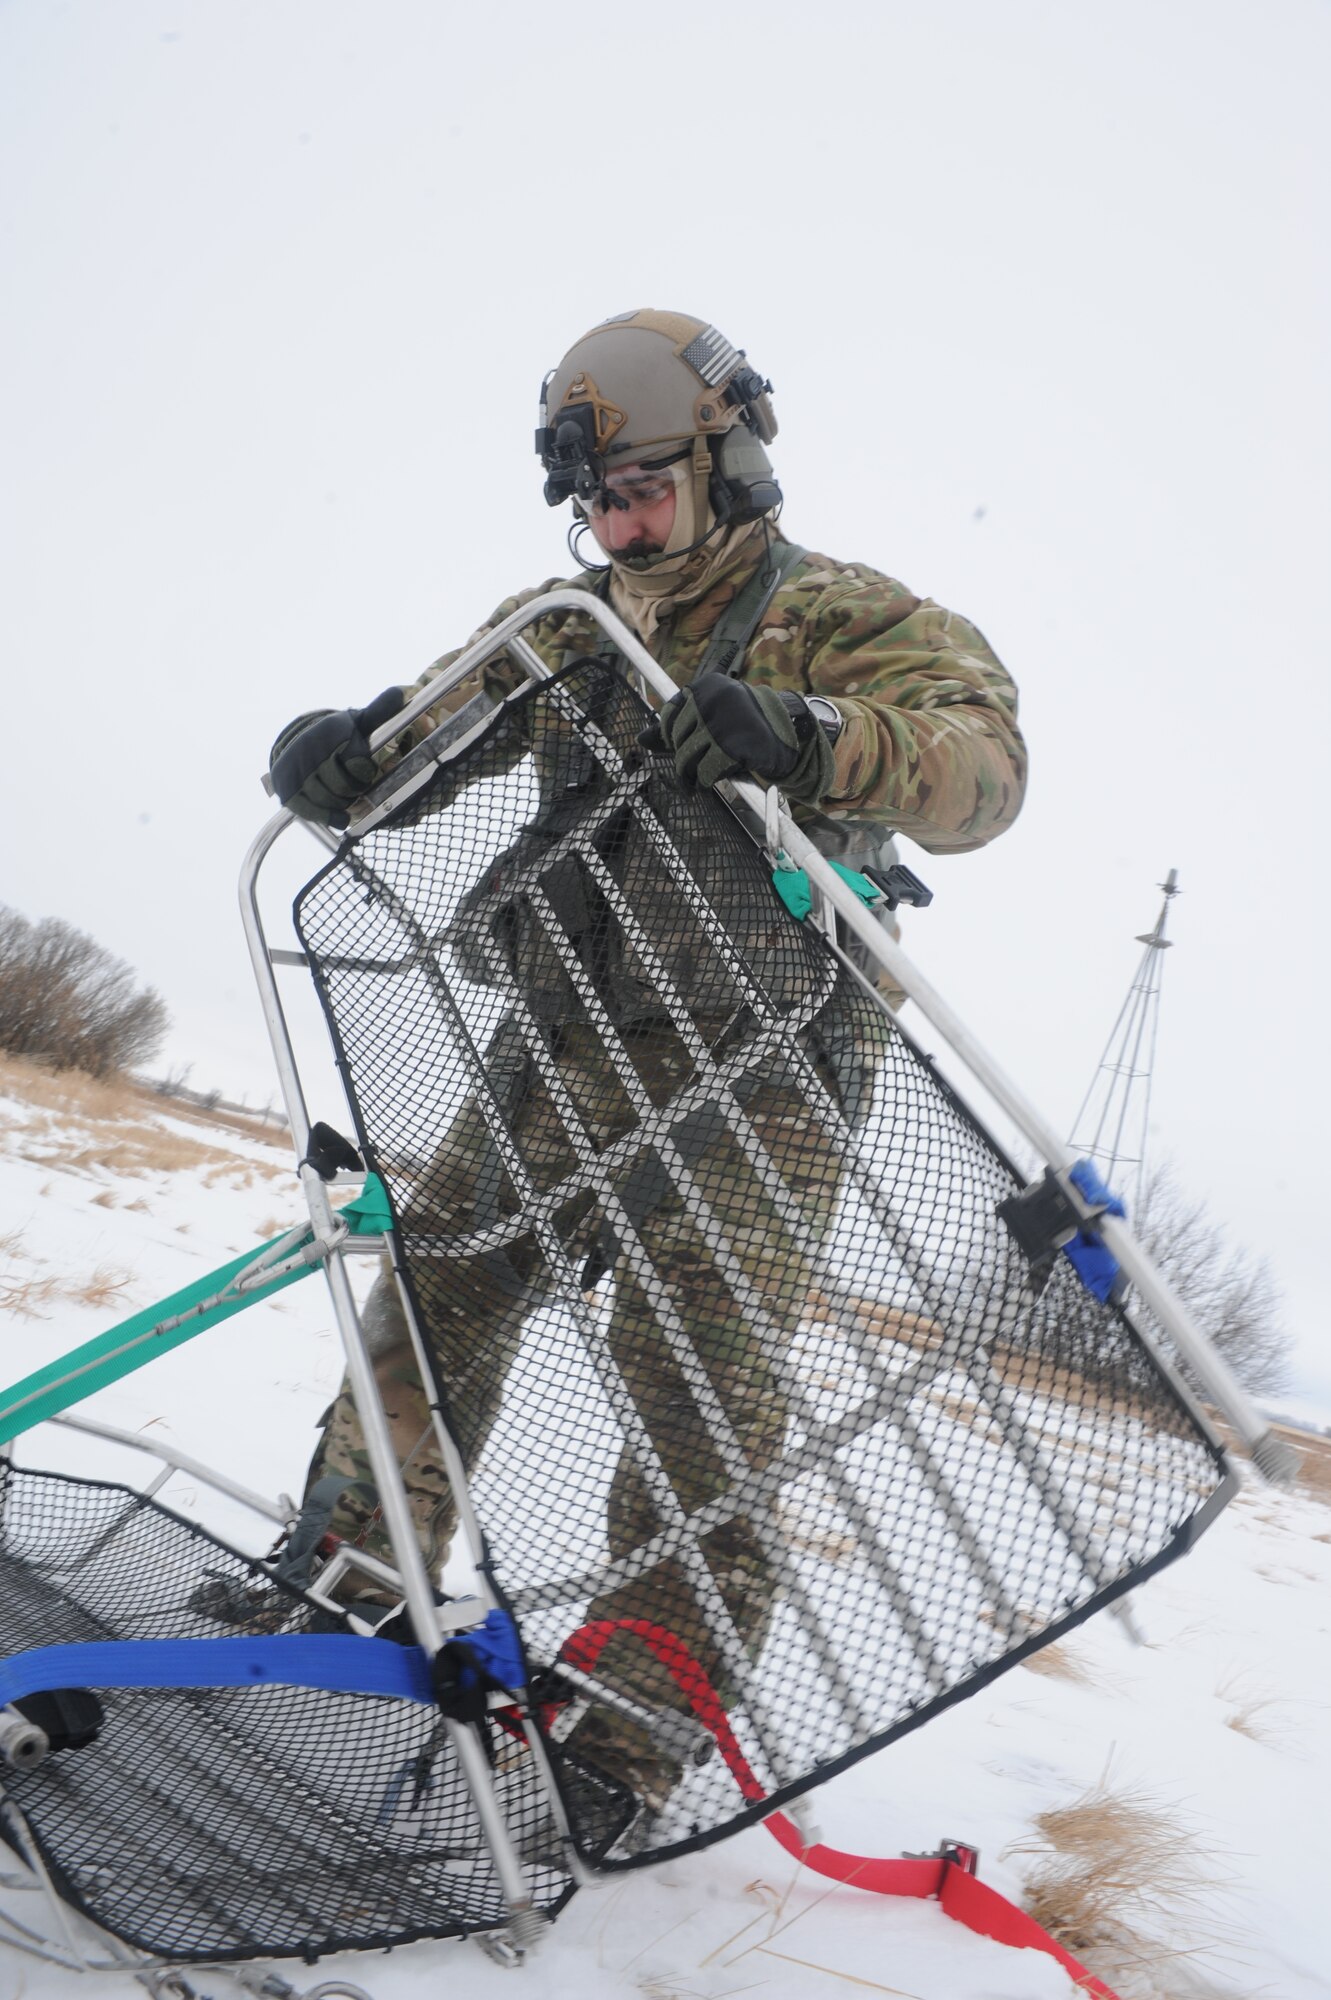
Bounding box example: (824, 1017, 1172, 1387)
(580, 460, 683, 516)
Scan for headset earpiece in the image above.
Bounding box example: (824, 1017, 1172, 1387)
(710, 425, 783, 523)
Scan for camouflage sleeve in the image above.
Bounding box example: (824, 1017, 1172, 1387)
(370, 576, 582, 780)
(800, 577, 1027, 854)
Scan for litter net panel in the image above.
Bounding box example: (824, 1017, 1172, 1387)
(0, 1464, 600, 1960)
(294, 658, 1231, 1862)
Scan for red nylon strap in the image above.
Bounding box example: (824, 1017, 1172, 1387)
(939, 1868, 1120, 1997)
(561, 1617, 1121, 1999)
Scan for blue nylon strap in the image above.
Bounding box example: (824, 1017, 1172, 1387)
(0, 1611, 529, 1711)
(466, 1607, 526, 1691)
(0, 1635, 436, 1708)
(1068, 1159, 1127, 1217)
(1061, 1159, 1129, 1302)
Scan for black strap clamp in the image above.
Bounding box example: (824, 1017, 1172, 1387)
(300, 1121, 364, 1182)
(997, 1166, 1111, 1291)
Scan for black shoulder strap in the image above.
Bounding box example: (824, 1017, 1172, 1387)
(695, 540, 808, 680)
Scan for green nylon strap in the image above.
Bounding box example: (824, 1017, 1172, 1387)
(0, 1175, 392, 1446)
(771, 859, 883, 923)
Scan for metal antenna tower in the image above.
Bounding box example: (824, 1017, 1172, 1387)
(1068, 869, 1180, 1213)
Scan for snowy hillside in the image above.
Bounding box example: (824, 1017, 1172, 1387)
(1, 1054, 1328, 2000)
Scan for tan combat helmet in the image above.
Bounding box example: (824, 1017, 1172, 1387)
(536, 309, 781, 533)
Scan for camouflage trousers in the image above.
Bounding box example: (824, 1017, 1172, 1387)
(297, 1016, 857, 1802)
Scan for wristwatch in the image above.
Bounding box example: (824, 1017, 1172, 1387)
(805, 695, 845, 744)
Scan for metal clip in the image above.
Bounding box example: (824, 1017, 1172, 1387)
(0, 1705, 48, 1771)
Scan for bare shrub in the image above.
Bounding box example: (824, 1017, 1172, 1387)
(1131, 1165, 1290, 1397)
(0, 906, 169, 1080)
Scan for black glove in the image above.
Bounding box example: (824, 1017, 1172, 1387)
(639, 676, 838, 805)
(269, 687, 407, 828)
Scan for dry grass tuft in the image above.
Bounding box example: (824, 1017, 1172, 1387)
(1291, 1435, 1331, 1507)
(0, 1050, 146, 1124)
(160, 1096, 289, 1147)
(1021, 1640, 1100, 1686)
(1006, 1779, 1235, 1996)
(254, 1214, 304, 1241)
(90, 1187, 119, 1209)
(0, 1253, 137, 1320)
(0, 1272, 62, 1319)
(203, 1157, 284, 1189)
(0, 1050, 285, 1189)
(68, 1264, 134, 1311)
(0, 1051, 287, 1150)
(1215, 1670, 1297, 1748)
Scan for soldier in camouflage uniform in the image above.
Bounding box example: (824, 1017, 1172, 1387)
(268, 310, 1026, 1813)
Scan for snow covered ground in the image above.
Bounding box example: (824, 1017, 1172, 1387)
(2, 1057, 1328, 2000)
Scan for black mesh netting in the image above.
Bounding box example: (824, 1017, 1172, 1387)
(0, 1464, 612, 1960)
(292, 658, 1231, 1865)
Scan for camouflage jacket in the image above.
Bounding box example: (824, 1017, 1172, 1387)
(382, 534, 1026, 864)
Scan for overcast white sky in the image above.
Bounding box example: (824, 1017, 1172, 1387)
(3, 1, 1328, 1400)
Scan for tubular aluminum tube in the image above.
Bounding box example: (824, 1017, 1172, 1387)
(1, 1231, 343, 1441)
(357, 587, 1289, 1476)
(240, 824, 540, 1923)
(549, 1662, 715, 1768)
(305, 1152, 538, 1919)
(0, 1799, 91, 1970)
(48, 1413, 292, 1526)
(238, 811, 319, 1161)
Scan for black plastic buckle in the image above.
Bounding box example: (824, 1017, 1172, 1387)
(862, 863, 934, 911)
(998, 1167, 1108, 1293)
(902, 1836, 981, 1875)
(997, 1168, 1083, 1262)
(13, 1688, 104, 1754)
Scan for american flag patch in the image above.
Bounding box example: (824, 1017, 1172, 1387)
(681, 325, 741, 387)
